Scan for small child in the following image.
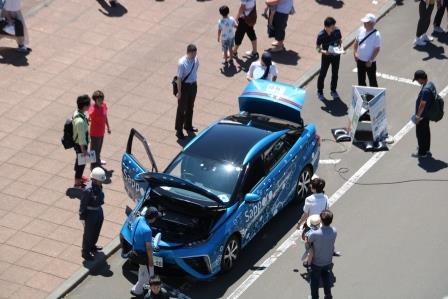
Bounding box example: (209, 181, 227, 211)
(217, 5, 238, 63)
(88, 90, 111, 171)
(302, 214, 321, 267)
(144, 276, 169, 299)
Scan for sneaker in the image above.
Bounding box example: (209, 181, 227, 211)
(317, 92, 325, 101)
(433, 26, 445, 33)
(330, 90, 340, 100)
(100, 159, 107, 165)
(245, 51, 259, 59)
(421, 33, 434, 42)
(411, 151, 431, 158)
(413, 37, 426, 47)
(16, 45, 29, 53)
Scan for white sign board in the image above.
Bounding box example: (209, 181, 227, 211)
(349, 86, 387, 143)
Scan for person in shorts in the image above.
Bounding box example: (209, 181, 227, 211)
(218, 5, 238, 64)
(266, 0, 293, 52)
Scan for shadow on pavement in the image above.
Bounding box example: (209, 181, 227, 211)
(119, 199, 304, 298)
(83, 252, 114, 277)
(220, 61, 241, 77)
(315, 0, 344, 9)
(97, 0, 128, 17)
(176, 132, 196, 147)
(66, 188, 84, 200)
(432, 31, 448, 46)
(320, 96, 348, 117)
(413, 42, 448, 61)
(418, 156, 448, 173)
(270, 49, 300, 66)
(0, 46, 29, 66)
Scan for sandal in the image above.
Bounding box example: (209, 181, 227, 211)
(269, 46, 285, 53)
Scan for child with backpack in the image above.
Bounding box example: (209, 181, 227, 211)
(88, 90, 111, 170)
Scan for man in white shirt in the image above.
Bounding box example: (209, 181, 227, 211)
(296, 178, 329, 229)
(353, 13, 381, 87)
(2, 0, 29, 52)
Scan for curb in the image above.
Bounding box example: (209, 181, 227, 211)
(45, 1, 398, 299)
(46, 237, 121, 299)
(294, 0, 398, 88)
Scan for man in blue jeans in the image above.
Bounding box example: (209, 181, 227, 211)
(307, 210, 337, 299)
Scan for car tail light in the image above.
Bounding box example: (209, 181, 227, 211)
(315, 134, 321, 146)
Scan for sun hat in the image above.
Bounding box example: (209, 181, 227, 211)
(307, 214, 322, 228)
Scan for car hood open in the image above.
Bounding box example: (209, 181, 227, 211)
(141, 172, 224, 206)
(238, 79, 305, 124)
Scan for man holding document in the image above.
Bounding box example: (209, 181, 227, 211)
(73, 95, 91, 188)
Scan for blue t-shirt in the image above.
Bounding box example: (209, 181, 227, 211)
(132, 216, 152, 253)
(308, 226, 337, 267)
(416, 82, 435, 118)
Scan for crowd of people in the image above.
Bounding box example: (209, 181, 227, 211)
(2, 0, 443, 297)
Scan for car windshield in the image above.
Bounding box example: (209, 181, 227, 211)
(165, 153, 242, 203)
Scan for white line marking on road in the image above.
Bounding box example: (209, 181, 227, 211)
(352, 68, 420, 86)
(226, 119, 418, 299)
(440, 85, 448, 97)
(319, 159, 341, 165)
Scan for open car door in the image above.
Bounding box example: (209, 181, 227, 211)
(122, 128, 158, 202)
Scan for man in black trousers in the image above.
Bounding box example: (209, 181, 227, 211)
(412, 70, 435, 158)
(316, 17, 342, 101)
(175, 44, 199, 140)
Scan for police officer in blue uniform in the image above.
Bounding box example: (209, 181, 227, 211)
(79, 167, 106, 260)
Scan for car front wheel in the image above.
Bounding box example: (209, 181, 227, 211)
(296, 167, 312, 201)
(221, 235, 240, 273)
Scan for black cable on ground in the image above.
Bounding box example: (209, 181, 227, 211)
(321, 138, 448, 186)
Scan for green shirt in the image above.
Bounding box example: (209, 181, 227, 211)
(72, 110, 89, 146)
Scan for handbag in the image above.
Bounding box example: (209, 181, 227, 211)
(172, 61, 195, 97)
(244, 6, 257, 27)
(127, 218, 148, 265)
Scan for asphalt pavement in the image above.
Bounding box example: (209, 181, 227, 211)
(67, 2, 448, 298)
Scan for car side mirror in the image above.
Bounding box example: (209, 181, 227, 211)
(244, 193, 261, 203)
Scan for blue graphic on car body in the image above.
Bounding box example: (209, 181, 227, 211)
(119, 80, 320, 279)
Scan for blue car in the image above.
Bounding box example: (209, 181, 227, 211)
(120, 80, 320, 279)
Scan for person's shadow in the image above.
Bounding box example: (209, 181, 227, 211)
(320, 96, 348, 117)
(432, 31, 448, 46)
(83, 252, 114, 277)
(418, 156, 448, 173)
(269, 49, 300, 66)
(413, 42, 448, 61)
(315, 0, 344, 9)
(96, 0, 128, 17)
(0, 46, 29, 66)
(176, 132, 196, 147)
(220, 61, 241, 77)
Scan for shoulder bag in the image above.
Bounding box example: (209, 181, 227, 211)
(172, 61, 195, 97)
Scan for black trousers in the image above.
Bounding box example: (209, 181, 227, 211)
(310, 264, 333, 299)
(74, 143, 86, 179)
(175, 82, 197, 132)
(82, 208, 104, 255)
(235, 17, 257, 46)
(434, 0, 448, 27)
(416, 0, 434, 37)
(356, 60, 378, 87)
(90, 136, 104, 170)
(416, 118, 431, 155)
(317, 54, 340, 93)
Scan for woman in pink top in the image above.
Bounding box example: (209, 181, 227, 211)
(88, 90, 111, 170)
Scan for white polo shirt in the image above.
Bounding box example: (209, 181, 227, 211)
(3, 0, 22, 11)
(356, 27, 382, 62)
(240, 0, 256, 17)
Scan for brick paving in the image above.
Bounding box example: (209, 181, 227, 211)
(0, 0, 388, 297)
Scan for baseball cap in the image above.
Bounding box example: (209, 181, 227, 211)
(145, 207, 162, 220)
(361, 13, 376, 23)
(413, 70, 427, 81)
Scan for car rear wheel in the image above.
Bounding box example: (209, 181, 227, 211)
(221, 235, 240, 273)
(296, 167, 312, 201)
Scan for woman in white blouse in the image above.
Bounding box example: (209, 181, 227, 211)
(246, 51, 278, 81)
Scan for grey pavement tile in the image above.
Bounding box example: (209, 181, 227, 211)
(0, 226, 17, 243)
(22, 219, 59, 238)
(5, 231, 43, 250)
(0, 244, 27, 263)
(15, 251, 52, 272)
(10, 285, 48, 299)
(0, 279, 21, 298)
(0, 212, 34, 231)
(31, 238, 69, 258)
